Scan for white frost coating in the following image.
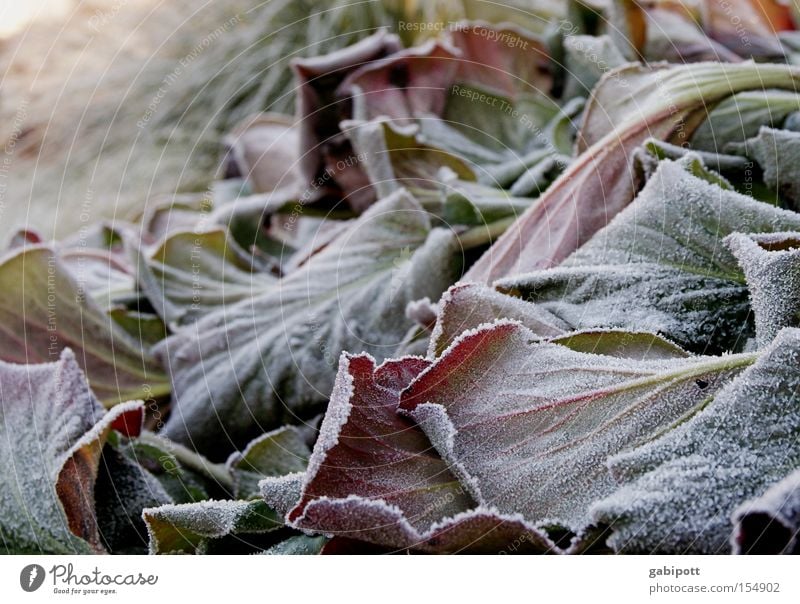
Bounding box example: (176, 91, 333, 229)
(301, 353, 357, 488)
(400, 320, 754, 530)
(0, 349, 139, 553)
(143, 498, 281, 554)
(158, 188, 461, 455)
(405, 297, 438, 327)
(725, 232, 800, 348)
(292, 494, 558, 553)
(495, 160, 800, 354)
(592, 328, 800, 553)
(260, 472, 306, 518)
(289, 353, 473, 534)
(0, 247, 167, 404)
(731, 468, 800, 554)
(405, 403, 485, 504)
(427, 283, 567, 357)
(226, 426, 310, 499)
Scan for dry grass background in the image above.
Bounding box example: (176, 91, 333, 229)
(0, 0, 563, 241)
(0, 0, 398, 240)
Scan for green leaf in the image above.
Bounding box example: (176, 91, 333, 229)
(226, 426, 311, 499)
(261, 534, 327, 555)
(138, 227, 275, 328)
(592, 327, 800, 553)
(691, 90, 800, 153)
(736, 126, 800, 208)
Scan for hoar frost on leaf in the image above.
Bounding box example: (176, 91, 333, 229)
(399, 320, 753, 530)
(732, 469, 800, 554)
(725, 231, 800, 348)
(465, 62, 800, 283)
(142, 499, 282, 554)
(270, 352, 556, 553)
(592, 328, 800, 553)
(0, 349, 145, 553)
(497, 159, 800, 354)
(157, 189, 461, 458)
(0, 246, 168, 405)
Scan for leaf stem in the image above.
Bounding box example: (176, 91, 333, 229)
(138, 431, 234, 491)
(457, 217, 517, 250)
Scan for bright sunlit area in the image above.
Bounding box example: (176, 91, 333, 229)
(0, 0, 71, 37)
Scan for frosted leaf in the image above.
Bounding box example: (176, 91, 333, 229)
(732, 468, 800, 554)
(261, 472, 305, 518)
(429, 283, 568, 357)
(59, 249, 135, 312)
(261, 534, 327, 555)
(691, 91, 800, 153)
(294, 498, 557, 554)
(466, 62, 800, 283)
(497, 159, 800, 354)
(137, 227, 275, 329)
(287, 354, 474, 534)
(562, 35, 626, 100)
(227, 427, 310, 499)
(344, 118, 475, 202)
(157, 189, 460, 458)
(279, 350, 555, 552)
(0, 246, 169, 405)
(592, 328, 800, 553)
(736, 126, 800, 207)
(117, 434, 224, 505)
(405, 297, 438, 329)
(143, 499, 282, 555)
(726, 232, 800, 348)
(222, 113, 302, 195)
(0, 349, 145, 553)
(294, 30, 402, 211)
(399, 320, 753, 530)
(550, 330, 690, 360)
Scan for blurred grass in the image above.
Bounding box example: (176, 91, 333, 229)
(0, 0, 399, 239)
(0, 0, 565, 240)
